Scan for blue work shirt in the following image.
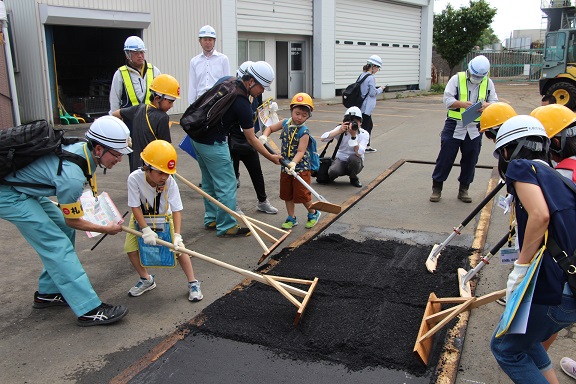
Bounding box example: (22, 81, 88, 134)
(506, 159, 576, 305)
(3, 142, 95, 205)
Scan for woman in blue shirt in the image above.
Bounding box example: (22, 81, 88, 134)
(490, 115, 576, 383)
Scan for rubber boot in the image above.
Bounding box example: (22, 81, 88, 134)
(429, 180, 443, 202)
(458, 183, 472, 203)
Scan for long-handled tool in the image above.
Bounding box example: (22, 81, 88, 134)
(90, 211, 129, 251)
(122, 225, 318, 326)
(425, 179, 505, 273)
(413, 288, 505, 365)
(263, 142, 342, 214)
(174, 173, 290, 264)
(458, 226, 516, 297)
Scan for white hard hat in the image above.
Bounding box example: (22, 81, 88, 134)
(198, 25, 216, 38)
(367, 55, 383, 67)
(124, 36, 147, 52)
(345, 106, 363, 121)
(236, 61, 254, 78)
(86, 116, 133, 155)
(468, 55, 490, 78)
(247, 61, 275, 91)
(494, 115, 549, 159)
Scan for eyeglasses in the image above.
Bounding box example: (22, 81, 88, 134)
(105, 149, 123, 161)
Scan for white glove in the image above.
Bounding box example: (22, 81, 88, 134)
(173, 233, 184, 251)
(141, 226, 158, 246)
(285, 161, 296, 173)
(258, 135, 269, 145)
(270, 102, 278, 112)
(506, 261, 530, 301)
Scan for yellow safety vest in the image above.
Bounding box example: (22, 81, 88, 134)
(119, 63, 154, 106)
(447, 72, 488, 121)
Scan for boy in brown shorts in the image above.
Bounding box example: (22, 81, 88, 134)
(260, 93, 320, 229)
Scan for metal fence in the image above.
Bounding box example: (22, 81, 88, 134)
(463, 49, 544, 82)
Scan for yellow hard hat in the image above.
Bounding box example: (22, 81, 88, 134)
(531, 104, 576, 138)
(140, 140, 178, 174)
(150, 74, 181, 100)
(290, 92, 314, 112)
(479, 102, 517, 132)
(529, 106, 545, 118)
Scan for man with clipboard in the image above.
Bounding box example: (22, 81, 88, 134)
(430, 55, 498, 203)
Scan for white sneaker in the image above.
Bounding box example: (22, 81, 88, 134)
(128, 275, 156, 297)
(561, 357, 576, 379)
(365, 146, 377, 153)
(257, 199, 278, 214)
(188, 281, 203, 302)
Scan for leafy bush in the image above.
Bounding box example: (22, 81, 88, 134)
(430, 83, 446, 93)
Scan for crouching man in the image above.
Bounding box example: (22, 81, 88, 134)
(320, 107, 369, 187)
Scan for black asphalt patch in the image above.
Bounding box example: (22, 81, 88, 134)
(128, 234, 472, 383)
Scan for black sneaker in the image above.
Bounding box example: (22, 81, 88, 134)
(76, 303, 128, 327)
(33, 291, 69, 309)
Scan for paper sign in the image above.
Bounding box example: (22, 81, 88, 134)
(80, 190, 124, 238)
(461, 101, 483, 126)
(257, 97, 279, 127)
(499, 247, 519, 264)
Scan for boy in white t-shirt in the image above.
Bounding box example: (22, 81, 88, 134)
(124, 140, 203, 301)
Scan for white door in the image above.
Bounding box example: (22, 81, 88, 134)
(289, 42, 305, 96)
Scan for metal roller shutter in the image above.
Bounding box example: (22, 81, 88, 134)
(336, 0, 422, 90)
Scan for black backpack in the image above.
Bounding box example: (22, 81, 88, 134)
(342, 73, 372, 108)
(0, 120, 90, 188)
(180, 77, 246, 140)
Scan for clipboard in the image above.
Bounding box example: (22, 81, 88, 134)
(461, 101, 483, 126)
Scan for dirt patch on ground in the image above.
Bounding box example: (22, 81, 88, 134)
(183, 234, 472, 379)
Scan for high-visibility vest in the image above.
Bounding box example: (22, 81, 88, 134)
(447, 72, 488, 121)
(119, 63, 154, 106)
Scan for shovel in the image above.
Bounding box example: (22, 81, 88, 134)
(263, 142, 341, 214)
(458, 226, 516, 297)
(425, 179, 505, 273)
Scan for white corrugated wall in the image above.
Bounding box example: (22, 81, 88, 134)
(335, 0, 422, 89)
(5, 0, 224, 122)
(237, 0, 313, 35)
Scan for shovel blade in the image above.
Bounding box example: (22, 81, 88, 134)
(457, 268, 472, 297)
(310, 201, 341, 214)
(425, 244, 441, 273)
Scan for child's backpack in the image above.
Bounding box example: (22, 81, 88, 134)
(180, 77, 245, 140)
(284, 120, 320, 173)
(342, 73, 372, 108)
(0, 120, 89, 187)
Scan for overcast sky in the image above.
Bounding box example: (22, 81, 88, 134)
(433, 0, 546, 43)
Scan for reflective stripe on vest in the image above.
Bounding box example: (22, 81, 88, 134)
(447, 72, 488, 121)
(556, 158, 576, 183)
(119, 63, 154, 106)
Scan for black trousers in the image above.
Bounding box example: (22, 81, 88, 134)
(362, 113, 373, 145)
(230, 147, 268, 203)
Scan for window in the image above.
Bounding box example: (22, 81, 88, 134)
(238, 40, 265, 65)
(545, 32, 566, 62)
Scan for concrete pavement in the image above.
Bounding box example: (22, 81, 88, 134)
(0, 82, 574, 383)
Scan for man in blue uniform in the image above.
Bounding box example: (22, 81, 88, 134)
(0, 116, 132, 326)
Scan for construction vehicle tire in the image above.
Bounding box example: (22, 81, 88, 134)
(548, 81, 576, 111)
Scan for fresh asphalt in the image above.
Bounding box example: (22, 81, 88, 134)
(0, 82, 573, 383)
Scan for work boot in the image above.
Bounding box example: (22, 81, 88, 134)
(429, 180, 442, 202)
(458, 183, 472, 203)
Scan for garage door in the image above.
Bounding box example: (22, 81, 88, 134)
(335, 0, 422, 90)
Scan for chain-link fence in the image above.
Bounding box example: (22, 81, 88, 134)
(463, 49, 544, 82)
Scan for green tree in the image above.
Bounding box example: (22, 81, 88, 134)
(476, 27, 500, 48)
(434, 0, 497, 76)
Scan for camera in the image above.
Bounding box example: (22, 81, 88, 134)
(350, 121, 359, 131)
